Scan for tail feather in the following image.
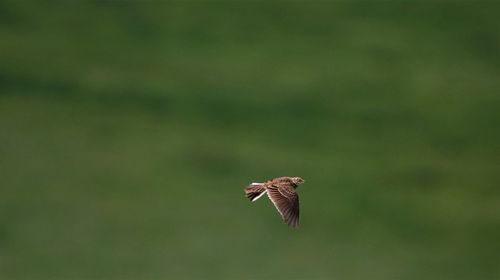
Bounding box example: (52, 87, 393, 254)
(245, 183, 267, 202)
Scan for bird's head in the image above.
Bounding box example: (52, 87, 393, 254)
(291, 177, 305, 185)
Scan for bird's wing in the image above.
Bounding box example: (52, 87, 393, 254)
(266, 184, 300, 227)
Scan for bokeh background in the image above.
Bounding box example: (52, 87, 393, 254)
(1, 1, 499, 279)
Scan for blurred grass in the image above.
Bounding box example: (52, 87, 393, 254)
(1, 1, 500, 279)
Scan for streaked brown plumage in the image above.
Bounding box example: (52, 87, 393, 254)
(244, 176, 305, 228)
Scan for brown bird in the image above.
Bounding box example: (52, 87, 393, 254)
(244, 176, 305, 228)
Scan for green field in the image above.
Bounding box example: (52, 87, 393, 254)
(1, 1, 499, 279)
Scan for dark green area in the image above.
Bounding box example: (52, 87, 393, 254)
(1, 1, 499, 279)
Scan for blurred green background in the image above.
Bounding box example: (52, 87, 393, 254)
(1, 1, 499, 279)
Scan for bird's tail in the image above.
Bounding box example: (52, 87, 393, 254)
(245, 183, 267, 202)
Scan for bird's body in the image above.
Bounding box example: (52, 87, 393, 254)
(244, 176, 305, 228)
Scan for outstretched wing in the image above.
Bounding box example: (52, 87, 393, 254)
(266, 184, 300, 227)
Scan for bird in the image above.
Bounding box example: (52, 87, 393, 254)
(244, 176, 305, 228)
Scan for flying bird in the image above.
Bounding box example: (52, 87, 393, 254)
(244, 176, 305, 228)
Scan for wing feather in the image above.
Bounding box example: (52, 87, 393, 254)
(266, 184, 300, 227)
